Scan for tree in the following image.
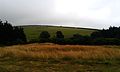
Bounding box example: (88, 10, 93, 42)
(56, 31, 64, 38)
(13, 26, 27, 43)
(39, 31, 50, 42)
(54, 31, 64, 44)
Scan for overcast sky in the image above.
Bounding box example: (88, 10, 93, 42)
(0, 0, 120, 29)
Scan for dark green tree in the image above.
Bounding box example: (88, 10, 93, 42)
(39, 31, 50, 42)
(56, 31, 64, 38)
(13, 26, 27, 43)
(54, 31, 64, 44)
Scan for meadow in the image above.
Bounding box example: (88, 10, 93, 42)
(0, 43, 120, 72)
(23, 25, 96, 41)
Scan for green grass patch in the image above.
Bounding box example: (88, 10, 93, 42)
(23, 25, 96, 41)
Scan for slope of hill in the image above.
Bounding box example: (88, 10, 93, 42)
(23, 25, 97, 41)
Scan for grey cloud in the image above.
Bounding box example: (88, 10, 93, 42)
(0, 0, 120, 29)
(0, 0, 55, 23)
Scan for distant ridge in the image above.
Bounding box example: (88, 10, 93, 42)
(19, 25, 99, 30)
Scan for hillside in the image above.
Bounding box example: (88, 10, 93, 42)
(23, 25, 97, 41)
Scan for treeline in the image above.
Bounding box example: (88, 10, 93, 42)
(1, 20, 120, 45)
(0, 20, 27, 45)
(38, 26, 120, 45)
(91, 26, 120, 45)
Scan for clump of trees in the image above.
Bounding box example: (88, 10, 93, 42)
(91, 26, 120, 45)
(0, 20, 27, 45)
(38, 26, 120, 45)
(91, 26, 120, 39)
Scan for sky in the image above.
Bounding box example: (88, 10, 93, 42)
(0, 0, 120, 29)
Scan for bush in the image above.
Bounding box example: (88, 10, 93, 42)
(69, 34, 92, 45)
(93, 38, 120, 45)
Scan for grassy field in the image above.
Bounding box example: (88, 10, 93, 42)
(0, 43, 120, 72)
(23, 25, 96, 41)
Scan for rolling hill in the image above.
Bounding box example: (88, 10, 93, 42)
(23, 25, 97, 41)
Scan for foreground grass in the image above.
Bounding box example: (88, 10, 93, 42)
(23, 25, 96, 41)
(0, 43, 120, 72)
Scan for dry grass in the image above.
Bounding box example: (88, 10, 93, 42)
(0, 43, 120, 60)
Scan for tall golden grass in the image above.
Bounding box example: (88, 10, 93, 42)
(0, 43, 120, 60)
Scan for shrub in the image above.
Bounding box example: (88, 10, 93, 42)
(93, 38, 120, 45)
